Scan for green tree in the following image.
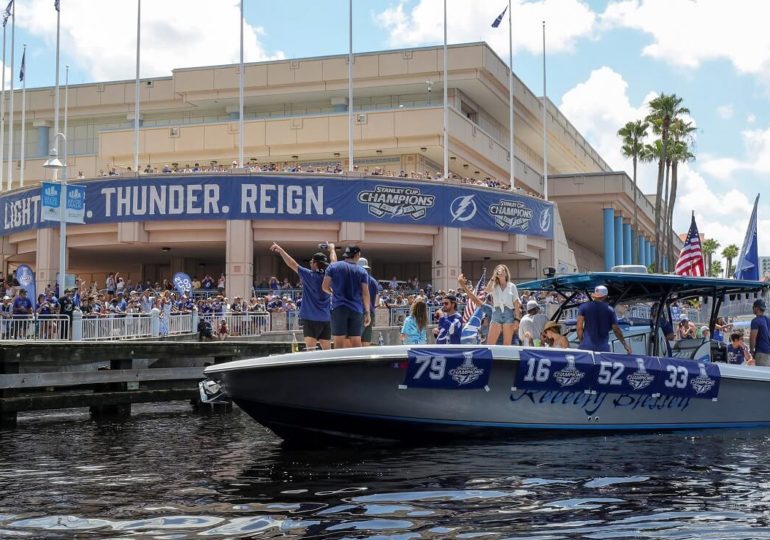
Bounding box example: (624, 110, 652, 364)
(618, 120, 649, 264)
(709, 260, 723, 278)
(721, 244, 740, 278)
(664, 120, 696, 266)
(702, 238, 720, 277)
(646, 94, 690, 272)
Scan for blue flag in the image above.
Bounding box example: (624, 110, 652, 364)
(491, 5, 507, 28)
(734, 194, 759, 280)
(18, 49, 24, 82)
(2, 0, 12, 28)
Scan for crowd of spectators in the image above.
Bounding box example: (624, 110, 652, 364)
(85, 159, 542, 197)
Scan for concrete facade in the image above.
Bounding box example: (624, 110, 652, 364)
(0, 42, 665, 298)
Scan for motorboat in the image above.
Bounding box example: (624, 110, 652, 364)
(201, 272, 770, 443)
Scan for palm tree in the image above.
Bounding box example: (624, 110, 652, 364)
(722, 244, 740, 278)
(664, 119, 696, 267)
(709, 260, 723, 278)
(702, 238, 720, 276)
(645, 94, 690, 272)
(618, 120, 649, 264)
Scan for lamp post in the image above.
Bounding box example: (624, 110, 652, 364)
(42, 132, 67, 297)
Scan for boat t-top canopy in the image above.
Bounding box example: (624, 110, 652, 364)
(519, 272, 768, 306)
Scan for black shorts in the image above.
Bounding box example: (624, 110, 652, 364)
(331, 306, 363, 338)
(302, 319, 331, 341)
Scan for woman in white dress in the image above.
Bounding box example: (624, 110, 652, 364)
(484, 264, 521, 346)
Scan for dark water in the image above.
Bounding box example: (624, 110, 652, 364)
(3, 405, 770, 539)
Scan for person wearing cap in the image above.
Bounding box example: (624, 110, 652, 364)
(322, 245, 371, 349)
(750, 298, 770, 366)
(0, 295, 11, 339)
(676, 314, 696, 340)
(357, 257, 382, 347)
(519, 299, 547, 347)
(270, 241, 336, 351)
(543, 321, 569, 348)
(577, 285, 631, 353)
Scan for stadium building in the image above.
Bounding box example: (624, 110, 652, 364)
(0, 42, 673, 299)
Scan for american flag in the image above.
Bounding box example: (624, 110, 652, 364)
(462, 268, 487, 324)
(675, 213, 705, 277)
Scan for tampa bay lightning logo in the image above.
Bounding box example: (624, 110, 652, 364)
(539, 208, 551, 232)
(626, 358, 655, 391)
(16, 265, 33, 286)
(690, 363, 716, 395)
(553, 355, 585, 387)
(450, 195, 477, 222)
(449, 351, 484, 385)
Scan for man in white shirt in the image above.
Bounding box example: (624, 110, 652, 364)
(519, 300, 547, 346)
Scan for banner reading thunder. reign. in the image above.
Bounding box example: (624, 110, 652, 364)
(1, 176, 554, 239)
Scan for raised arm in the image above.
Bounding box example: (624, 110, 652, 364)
(328, 242, 337, 263)
(458, 274, 482, 308)
(269, 243, 299, 273)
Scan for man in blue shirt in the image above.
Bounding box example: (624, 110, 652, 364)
(750, 299, 770, 366)
(357, 257, 382, 346)
(271, 242, 335, 350)
(576, 285, 631, 353)
(434, 294, 462, 344)
(322, 245, 371, 349)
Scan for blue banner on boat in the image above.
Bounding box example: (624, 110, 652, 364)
(403, 348, 492, 390)
(1, 175, 554, 239)
(658, 357, 720, 400)
(593, 353, 664, 396)
(516, 349, 596, 393)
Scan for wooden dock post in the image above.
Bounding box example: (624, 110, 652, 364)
(89, 357, 133, 421)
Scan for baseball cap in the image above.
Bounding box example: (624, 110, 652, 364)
(591, 285, 608, 299)
(526, 300, 539, 312)
(2, 295, 9, 300)
(311, 252, 329, 266)
(680, 314, 689, 321)
(343, 245, 361, 258)
(754, 298, 767, 311)
(357, 257, 371, 270)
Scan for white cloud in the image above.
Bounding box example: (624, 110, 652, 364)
(558, 66, 767, 256)
(602, 0, 770, 81)
(15, 0, 284, 81)
(700, 126, 770, 180)
(716, 104, 734, 120)
(559, 66, 657, 191)
(748, 113, 757, 124)
(375, 0, 597, 56)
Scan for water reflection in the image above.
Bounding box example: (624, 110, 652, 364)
(2, 405, 770, 537)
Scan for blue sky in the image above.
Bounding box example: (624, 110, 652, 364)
(7, 0, 770, 260)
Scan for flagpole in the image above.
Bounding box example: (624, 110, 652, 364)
(54, 0, 64, 299)
(507, 0, 514, 191)
(347, 0, 353, 172)
(541, 20, 548, 201)
(0, 7, 7, 192)
(133, 0, 141, 174)
(64, 65, 68, 180)
(18, 43, 24, 187)
(238, 0, 244, 168)
(442, 0, 448, 180)
(5, 2, 14, 191)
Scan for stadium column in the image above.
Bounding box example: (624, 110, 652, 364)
(33, 120, 51, 158)
(433, 227, 461, 294)
(622, 221, 632, 265)
(639, 237, 647, 267)
(614, 214, 623, 267)
(226, 220, 254, 301)
(602, 207, 614, 272)
(35, 227, 61, 294)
